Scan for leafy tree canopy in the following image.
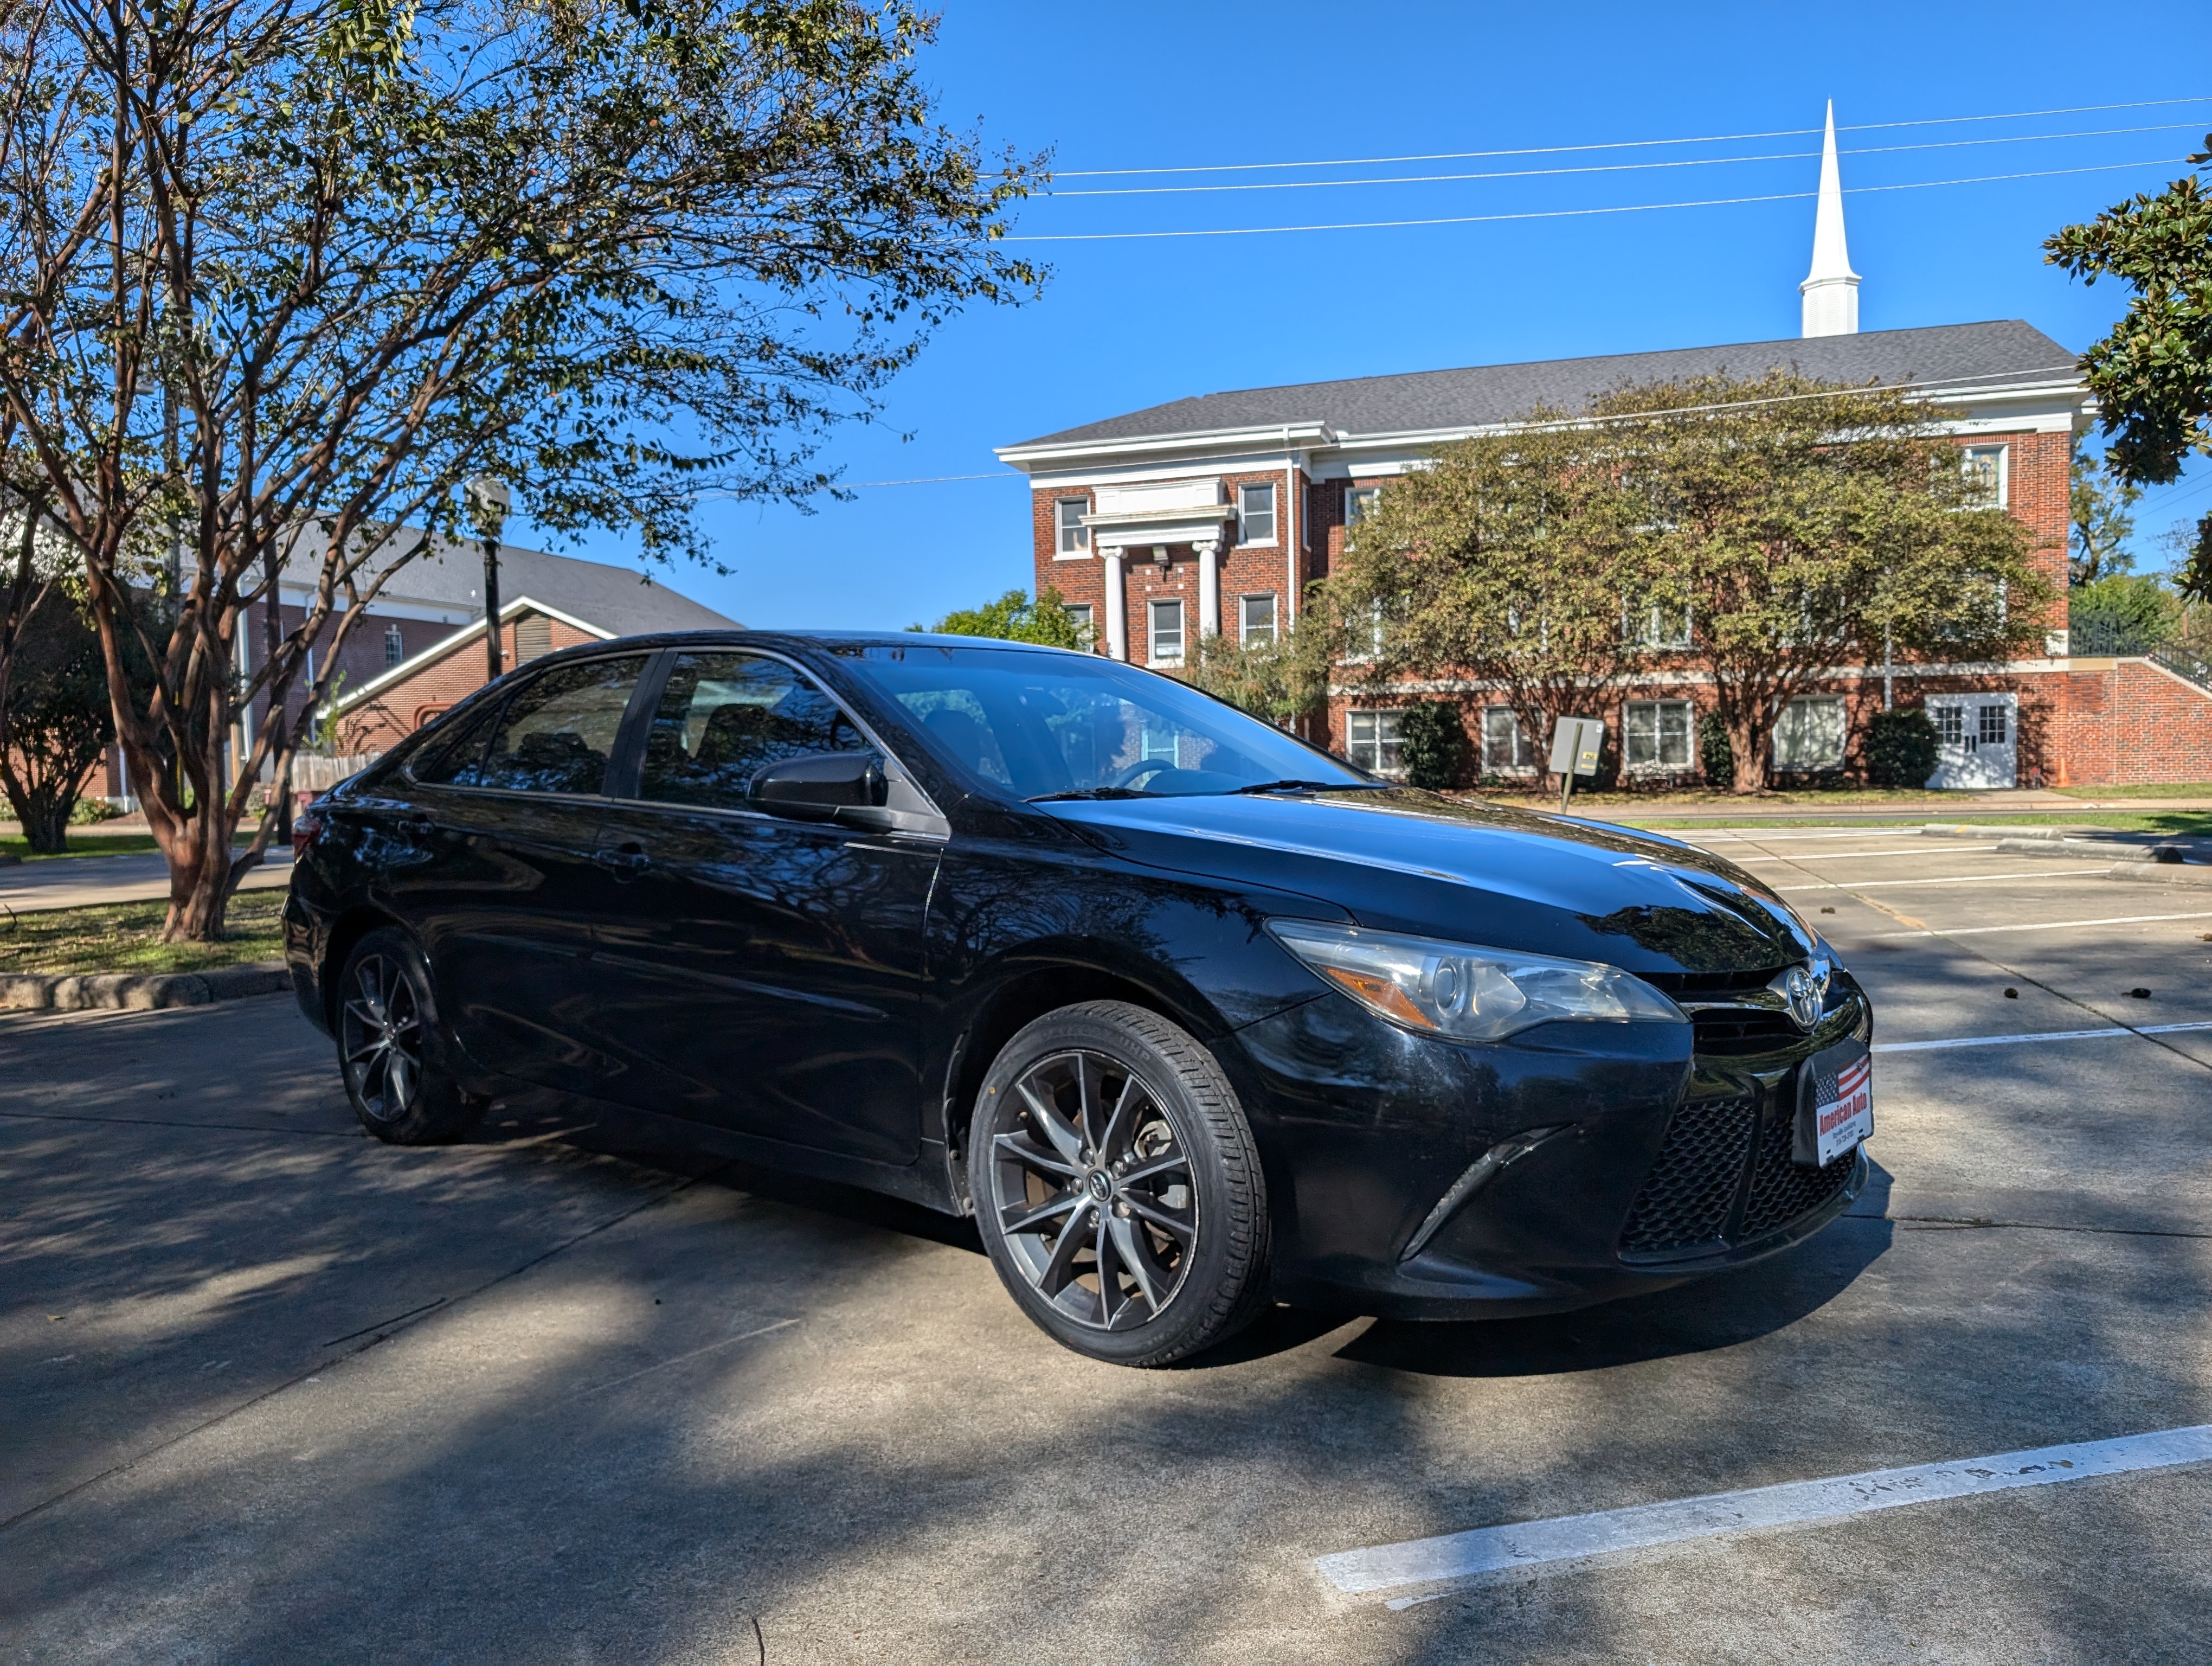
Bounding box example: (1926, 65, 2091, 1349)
(2070, 453, 2142, 585)
(918, 586, 1087, 649)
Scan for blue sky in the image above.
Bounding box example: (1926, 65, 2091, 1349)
(550, 0, 2212, 626)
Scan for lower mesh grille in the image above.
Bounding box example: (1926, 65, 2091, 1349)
(1741, 1106, 1859, 1239)
(1618, 1096, 1757, 1255)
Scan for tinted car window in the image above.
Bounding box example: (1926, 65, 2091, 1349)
(638, 652, 871, 810)
(476, 656, 646, 796)
(839, 645, 1367, 799)
(407, 699, 506, 788)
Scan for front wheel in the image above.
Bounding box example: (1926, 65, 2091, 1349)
(335, 927, 482, 1145)
(968, 1001, 1271, 1367)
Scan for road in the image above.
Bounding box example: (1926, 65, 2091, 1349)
(0, 848, 295, 914)
(2, 828, 2209, 1663)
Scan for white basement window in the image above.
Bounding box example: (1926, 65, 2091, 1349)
(1480, 707, 1536, 774)
(1774, 697, 1847, 771)
(1624, 700, 1693, 771)
(1346, 710, 1404, 774)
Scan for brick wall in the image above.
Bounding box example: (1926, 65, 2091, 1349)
(2033, 659, 2212, 786)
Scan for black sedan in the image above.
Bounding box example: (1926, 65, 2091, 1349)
(285, 632, 1873, 1367)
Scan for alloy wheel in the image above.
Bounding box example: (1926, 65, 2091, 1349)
(341, 953, 423, 1124)
(987, 1049, 1198, 1331)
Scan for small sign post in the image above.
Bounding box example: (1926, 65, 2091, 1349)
(1548, 716, 1606, 815)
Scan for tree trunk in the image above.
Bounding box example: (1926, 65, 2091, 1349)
(1727, 711, 1769, 795)
(18, 799, 68, 855)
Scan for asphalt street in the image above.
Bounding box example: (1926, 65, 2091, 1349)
(0, 848, 295, 915)
(2, 828, 2209, 1663)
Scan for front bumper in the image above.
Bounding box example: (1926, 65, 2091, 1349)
(1226, 975, 1872, 1320)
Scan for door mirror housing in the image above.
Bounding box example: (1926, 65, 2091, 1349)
(748, 751, 889, 822)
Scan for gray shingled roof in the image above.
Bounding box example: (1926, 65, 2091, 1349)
(288, 534, 738, 632)
(1013, 320, 2079, 448)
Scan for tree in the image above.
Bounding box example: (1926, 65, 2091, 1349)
(1582, 373, 2053, 792)
(0, 584, 157, 851)
(1396, 700, 1470, 790)
(2046, 139, 2212, 496)
(918, 585, 1087, 648)
(1866, 708, 1938, 788)
(1184, 625, 1328, 727)
(2069, 573, 2178, 655)
(2070, 453, 2142, 586)
(1310, 412, 1651, 797)
(0, 0, 1041, 939)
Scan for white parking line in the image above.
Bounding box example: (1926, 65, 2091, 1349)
(1314, 1424, 2212, 1603)
(1869, 911, 2212, 939)
(1778, 869, 2111, 891)
(1684, 830, 1945, 842)
(1875, 1021, 2212, 1053)
(1726, 846, 2001, 862)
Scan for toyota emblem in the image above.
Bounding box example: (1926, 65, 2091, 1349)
(1783, 966, 1822, 1029)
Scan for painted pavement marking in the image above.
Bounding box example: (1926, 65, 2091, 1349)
(1777, 869, 2112, 891)
(1873, 1020, 2212, 1053)
(1315, 1424, 2212, 1604)
(1867, 910, 2212, 938)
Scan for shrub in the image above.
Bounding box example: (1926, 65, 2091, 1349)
(1696, 714, 1734, 785)
(1866, 708, 1939, 787)
(1397, 701, 1472, 790)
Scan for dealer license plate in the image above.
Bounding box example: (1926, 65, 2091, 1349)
(1795, 1037, 1873, 1169)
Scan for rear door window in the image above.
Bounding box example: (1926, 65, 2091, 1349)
(636, 652, 873, 811)
(475, 656, 648, 796)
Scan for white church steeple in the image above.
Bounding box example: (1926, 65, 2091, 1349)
(1799, 100, 1860, 337)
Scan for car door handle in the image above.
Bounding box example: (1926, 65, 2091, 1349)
(594, 843, 651, 878)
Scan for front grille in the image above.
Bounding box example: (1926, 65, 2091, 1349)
(1741, 1106, 1859, 1239)
(1691, 1008, 1803, 1055)
(1618, 1095, 1757, 1254)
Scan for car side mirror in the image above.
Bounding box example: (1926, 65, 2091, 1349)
(747, 751, 888, 822)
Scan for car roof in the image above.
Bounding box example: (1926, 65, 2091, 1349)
(531, 628, 1088, 661)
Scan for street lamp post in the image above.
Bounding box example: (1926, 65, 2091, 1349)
(467, 477, 511, 684)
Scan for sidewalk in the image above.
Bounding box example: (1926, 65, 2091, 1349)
(0, 849, 294, 915)
(1513, 789, 2212, 824)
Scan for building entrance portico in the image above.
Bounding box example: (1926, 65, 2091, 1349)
(1079, 479, 1232, 661)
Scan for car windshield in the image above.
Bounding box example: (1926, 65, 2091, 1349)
(837, 644, 1373, 799)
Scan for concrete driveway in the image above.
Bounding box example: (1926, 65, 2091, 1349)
(2, 829, 2209, 1663)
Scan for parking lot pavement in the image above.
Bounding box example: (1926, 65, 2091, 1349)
(4, 840, 2211, 1664)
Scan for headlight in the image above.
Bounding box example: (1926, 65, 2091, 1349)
(1268, 919, 1687, 1043)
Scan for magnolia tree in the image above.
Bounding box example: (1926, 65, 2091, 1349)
(1310, 373, 2053, 794)
(0, 0, 1040, 938)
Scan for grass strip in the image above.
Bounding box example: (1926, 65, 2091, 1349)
(0, 889, 285, 976)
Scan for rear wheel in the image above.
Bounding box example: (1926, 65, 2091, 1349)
(335, 928, 481, 1144)
(969, 1001, 1270, 1367)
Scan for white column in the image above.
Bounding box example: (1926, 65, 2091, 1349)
(1195, 537, 1221, 640)
(1101, 546, 1128, 661)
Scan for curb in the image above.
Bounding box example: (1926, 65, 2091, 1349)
(1991, 836, 2157, 861)
(1920, 822, 2122, 840)
(0, 960, 291, 1013)
(2106, 864, 2212, 889)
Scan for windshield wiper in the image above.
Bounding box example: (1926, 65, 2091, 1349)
(1227, 778, 1384, 795)
(1026, 787, 1158, 803)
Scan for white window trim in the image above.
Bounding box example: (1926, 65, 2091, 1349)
(1346, 708, 1405, 776)
(1343, 485, 1380, 528)
(1623, 698, 1695, 774)
(1236, 482, 1278, 549)
(1772, 695, 1848, 772)
(1960, 444, 2009, 510)
(1054, 496, 1092, 559)
(1147, 598, 1186, 668)
(1238, 591, 1278, 646)
(1479, 706, 1539, 776)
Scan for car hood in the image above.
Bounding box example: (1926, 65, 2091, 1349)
(1043, 789, 1817, 977)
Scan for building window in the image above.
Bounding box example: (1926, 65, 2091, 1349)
(1933, 703, 1965, 746)
(1239, 592, 1277, 645)
(1346, 710, 1404, 775)
(1626, 599, 1692, 650)
(1978, 702, 2009, 745)
(1344, 485, 1381, 527)
(1063, 602, 1094, 648)
(1624, 700, 1693, 771)
(1055, 497, 1091, 556)
(1238, 482, 1277, 547)
(1480, 707, 1536, 774)
(1148, 598, 1185, 665)
(384, 624, 404, 667)
(1961, 445, 2008, 509)
(1773, 697, 1847, 771)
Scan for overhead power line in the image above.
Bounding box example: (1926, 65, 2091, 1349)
(1030, 95, 2212, 181)
(1043, 123, 2205, 198)
(1001, 156, 2190, 244)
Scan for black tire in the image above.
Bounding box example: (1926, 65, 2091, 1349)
(968, 1000, 1271, 1367)
(333, 927, 482, 1145)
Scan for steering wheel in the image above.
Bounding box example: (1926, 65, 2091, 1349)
(1105, 760, 1171, 791)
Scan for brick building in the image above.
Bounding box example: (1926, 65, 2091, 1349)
(998, 109, 2212, 790)
(104, 536, 736, 802)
